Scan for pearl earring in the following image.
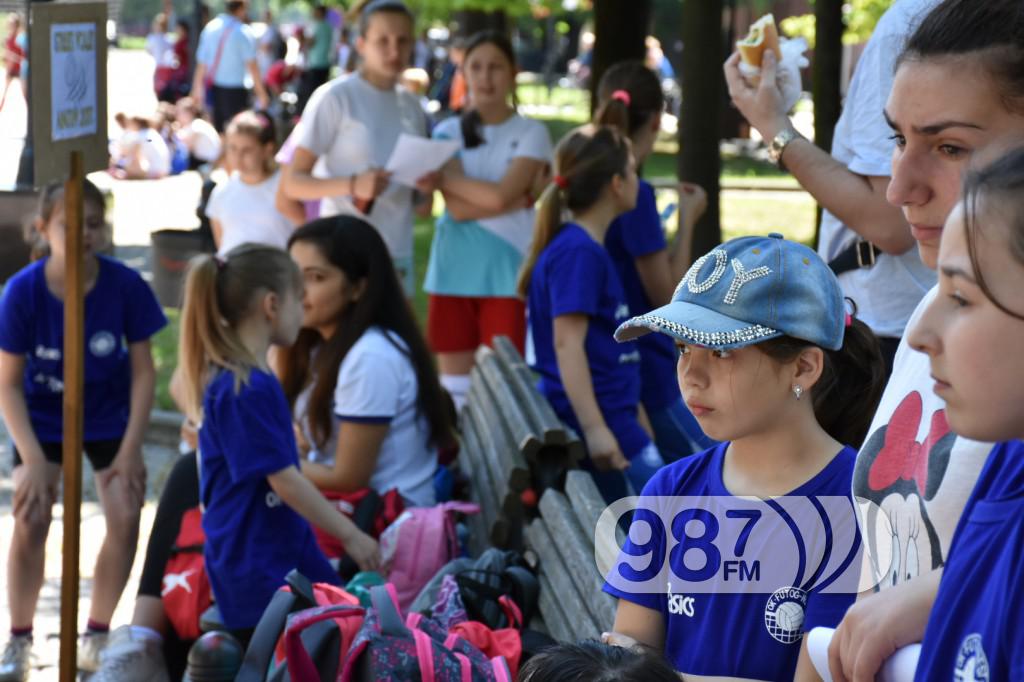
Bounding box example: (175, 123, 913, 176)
(792, 385, 803, 400)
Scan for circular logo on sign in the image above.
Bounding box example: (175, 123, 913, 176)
(955, 633, 989, 682)
(89, 331, 117, 357)
(764, 586, 807, 644)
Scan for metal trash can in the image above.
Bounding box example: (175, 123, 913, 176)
(151, 229, 207, 308)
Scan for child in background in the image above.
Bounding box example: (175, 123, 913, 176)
(0, 180, 166, 678)
(518, 124, 653, 499)
(908, 147, 1024, 680)
(595, 61, 712, 462)
(174, 97, 221, 169)
(109, 113, 172, 180)
(177, 244, 380, 635)
(206, 111, 305, 255)
(602, 235, 885, 680)
(281, 0, 436, 296)
(426, 30, 552, 410)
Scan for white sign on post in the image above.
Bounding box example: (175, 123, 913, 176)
(50, 22, 98, 142)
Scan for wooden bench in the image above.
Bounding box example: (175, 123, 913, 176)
(459, 336, 582, 553)
(458, 336, 625, 643)
(524, 470, 620, 642)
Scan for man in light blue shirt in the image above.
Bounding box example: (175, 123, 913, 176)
(192, 0, 269, 131)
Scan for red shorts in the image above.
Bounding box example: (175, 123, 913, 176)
(427, 294, 526, 354)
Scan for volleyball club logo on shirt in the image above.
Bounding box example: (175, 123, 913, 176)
(89, 330, 117, 357)
(763, 586, 807, 644)
(954, 634, 989, 682)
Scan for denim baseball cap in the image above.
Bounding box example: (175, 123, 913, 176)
(615, 233, 845, 351)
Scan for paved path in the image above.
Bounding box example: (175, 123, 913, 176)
(0, 413, 184, 680)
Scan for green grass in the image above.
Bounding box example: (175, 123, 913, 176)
(118, 35, 148, 50)
(152, 309, 180, 411)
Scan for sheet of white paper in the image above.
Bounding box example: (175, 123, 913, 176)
(385, 133, 460, 187)
(808, 627, 921, 682)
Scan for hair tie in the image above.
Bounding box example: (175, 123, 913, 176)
(553, 175, 569, 190)
(611, 89, 631, 107)
(844, 313, 853, 328)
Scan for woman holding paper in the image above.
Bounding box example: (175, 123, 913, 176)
(425, 30, 553, 410)
(279, 0, 436, 296)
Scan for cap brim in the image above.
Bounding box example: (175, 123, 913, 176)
(615, 300, 782, 350)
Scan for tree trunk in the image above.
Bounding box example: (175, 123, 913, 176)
(813, 0, 844, 246)
(678, 0, 724, 258)
(590, 0, 652, 113)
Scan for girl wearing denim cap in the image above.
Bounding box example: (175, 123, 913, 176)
(601, 235, 885, 681)
(518, 124, 657, 499)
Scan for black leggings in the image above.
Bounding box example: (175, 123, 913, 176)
(137, 451, 201, 680)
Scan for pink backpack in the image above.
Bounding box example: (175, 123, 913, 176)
(380, 501, 480, 610)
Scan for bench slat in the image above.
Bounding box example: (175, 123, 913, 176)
(475, 347, 542, 466)
(459, 404, 500, 546)
(538, 489, 617, 631)
(526, 520, 601, 642)
(491, 336, 567, 445)
(471, 352, 533, 491)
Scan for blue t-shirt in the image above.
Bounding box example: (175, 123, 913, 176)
(199, 368, 339, 629)
(0, 256, 166, 443)
(526, 223, 646, 456)
(604, 180, 679, 413)
(914, 440, 1024, 681)
(196, 14, 256, 87)
(603, 443, 861, 679)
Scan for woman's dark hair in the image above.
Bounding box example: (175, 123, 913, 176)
(760, 307, 885, 448)
(517, 641, 679, 682)
(962, 145, 1024, 320)
(594, 60, 664, 137)
(278, 216, 455, 451)
(356, 0, 414, 37)
(899, 0, 1024, 113)
(517, 124, 631, 296)
(460, 30, 519, 149)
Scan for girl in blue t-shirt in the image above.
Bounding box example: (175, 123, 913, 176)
(602, 235, 885, 680)
(276, 216, 455, 508)
(0, 179, 167, 674)
(518, 124, 656, 498)
(906, 147, 1024, 680)
(594, 61, 712, 463)
(177, 244, 380, 632)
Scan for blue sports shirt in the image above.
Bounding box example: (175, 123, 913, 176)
(914, 440, 1024, 681)
(525, 223, 645, 455)
(199, 368, 339, 629)
(604, 180, 680, 413)
(603, 443, 861, 679)
(0, 256, 166, 442)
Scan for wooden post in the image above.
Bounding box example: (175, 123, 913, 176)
(60, 150, 85, 682)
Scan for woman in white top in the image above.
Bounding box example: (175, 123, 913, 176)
(277, 215, 456, 508)
(205, 110, 305, 255)
(425, 30, 553, 410)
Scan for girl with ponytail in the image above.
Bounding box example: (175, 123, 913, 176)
(177, 244, 379, 634)
(594, 60, 713, 463)
(518, 124, 660, 500)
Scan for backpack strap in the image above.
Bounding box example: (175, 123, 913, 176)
(235, 588, 301, 681)
(412, 629, 437, 682)
(369, 584, 407, 637)
(285, 604, 365, 682)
